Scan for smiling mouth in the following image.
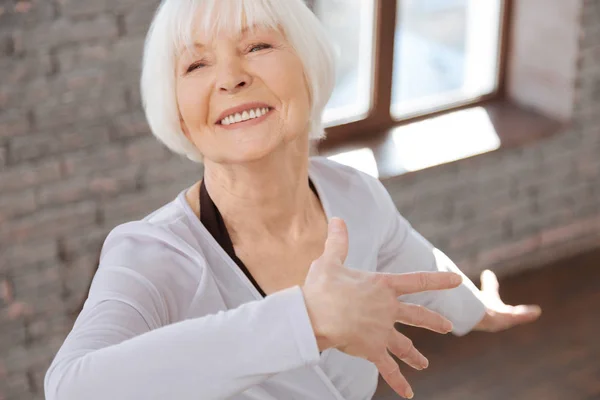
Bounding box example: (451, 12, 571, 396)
(218, 107, 273, 126)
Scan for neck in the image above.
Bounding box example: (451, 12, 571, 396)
(202, 142, 321, 244)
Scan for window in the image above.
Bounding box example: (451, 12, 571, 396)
(312, 0, 509, 142)
(392, 0, 503, 118)
(311, 0, 376, 126)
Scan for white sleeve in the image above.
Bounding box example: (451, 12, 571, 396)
(45, 248, 320, 400)
(373, 179, 486, 336)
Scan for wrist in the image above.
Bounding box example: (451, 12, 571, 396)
(473, 308, 494, 331)
(301, 286, 334, 352)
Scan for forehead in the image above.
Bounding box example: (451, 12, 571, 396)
(172, 0, 285, 53)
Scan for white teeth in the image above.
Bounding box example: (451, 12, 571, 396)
(220, 107, 270, 125)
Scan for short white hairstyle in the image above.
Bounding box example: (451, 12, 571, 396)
(141, 0, 336, 162)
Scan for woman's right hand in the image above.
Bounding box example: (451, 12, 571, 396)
(302, 218, 462, 399)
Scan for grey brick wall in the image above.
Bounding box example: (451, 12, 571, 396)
(0, 1, 598, 399)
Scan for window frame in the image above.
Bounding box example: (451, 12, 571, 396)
(320, 0, 513, 146)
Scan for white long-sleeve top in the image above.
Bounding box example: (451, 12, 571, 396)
(45, 157, 486, 400)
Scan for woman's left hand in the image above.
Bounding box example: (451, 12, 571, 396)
(473, 269, 542, 332)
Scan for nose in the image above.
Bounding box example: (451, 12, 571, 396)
(217, 58, 252, 94)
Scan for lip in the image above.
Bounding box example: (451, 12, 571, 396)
(215, 102, 273, 124)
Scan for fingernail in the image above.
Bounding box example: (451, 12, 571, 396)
(329, 218, 342, 233)
(422, 357, 429, 369)
(406, 387, 414, 399)
(452, 274, 463, 285)
(444, 321, 453, 333)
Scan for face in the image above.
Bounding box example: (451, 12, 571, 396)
(176, 23, 312, 164)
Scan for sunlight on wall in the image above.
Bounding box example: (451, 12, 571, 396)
(391, 106, 500, 171)
(327, 148, 379, 178)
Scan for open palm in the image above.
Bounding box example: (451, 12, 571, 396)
(474, 270, 542, 332)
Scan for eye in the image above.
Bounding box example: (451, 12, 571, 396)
(248, 43, 272, 53)
(186, 61, 206, 73)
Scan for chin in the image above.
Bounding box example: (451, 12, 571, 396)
(221, 136, 282, 164)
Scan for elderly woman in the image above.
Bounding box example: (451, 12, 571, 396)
(44, 1, 541, 399)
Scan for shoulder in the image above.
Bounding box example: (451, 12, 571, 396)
(94, 193, 206, 322)
(101, 192, 196, 261)
(98, 191, 205, 292)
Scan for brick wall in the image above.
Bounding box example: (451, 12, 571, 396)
(0, 1, 598, 399)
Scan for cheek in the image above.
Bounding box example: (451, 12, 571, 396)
(258, 53, 310, 110)
(177, 80, 209, 127)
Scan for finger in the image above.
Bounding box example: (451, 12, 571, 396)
(396, 303, 453, 334)
(491, 305, 542, 332)
(374, 353, 414, 399)
(322, 217, 349, 264)
(387, 330, 429, 371)
(480, 269, 500, 299)
(508, 305, 542, 325)
(383, 271, 462, 296)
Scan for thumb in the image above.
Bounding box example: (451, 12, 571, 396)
(322, 217, 349, 265)
(480, 269, 499, 294)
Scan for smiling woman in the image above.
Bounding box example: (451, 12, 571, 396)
(44, 1, 541, 400)
(141, 0, 335, 163)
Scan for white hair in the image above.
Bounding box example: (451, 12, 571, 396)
(141, 0, 336, 162)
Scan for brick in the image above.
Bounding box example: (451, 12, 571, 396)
(64, 254, 98, 307)
(0, 319, 26, 354)
(0, 32, 15, 57)
(36, 177, 90, 208)
(0, 1, 55, 29)
(143, 157, 202, 185)
(23, 16, 119, 50)
(0, 109, 31, 139)
(4, 68, 108, 111)
(0, 52, 53, 85)
(60, 227, 110, 262)
(12, 263, 61, 301)
(62, 145, 127, 176)
(0, 201, 97, 245)
(0, 277, 14, 304)
(0, 189, 37, 223)
(33, 88, 126, 130)
(89, 165, 140, 197)
(38, 165, 139, 207)
(4, 371, 29, 396)
(127, 82, 143, 109)
(58, 0, 161, 17)
(446, 219, 506, 252)
(112, 112, 151, 139)
(4, 337, 63, 375)
(56, 43, 111, 72)
(477, 235, 542, 267)
(3, 240, 58, 269)
(124, 4, 157, 35)
(25, 314, 72, 344)
(0, 147, 6, 169)
(0, 159, 62, 193)
(540, 213, 600, 247)
(125, 136, 170, 165)
(100, 183, 184, 227)
(111, 36, 145, 76)
(9, 125, 110, 163)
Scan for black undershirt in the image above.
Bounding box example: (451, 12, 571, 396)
(199, 179, 319, 298)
